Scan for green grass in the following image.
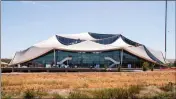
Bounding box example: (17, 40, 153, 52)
(91, 85, 142, 99)
(52, 93, 64, 99)
(160, 82, 175, 92)
(23, 88, 48, 99)
(68, 91, 91, 99)
(23, 89, 36, 99)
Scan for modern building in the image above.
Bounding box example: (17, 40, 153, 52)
(1, 61, 8, 67)
(9, 32, 166, 68)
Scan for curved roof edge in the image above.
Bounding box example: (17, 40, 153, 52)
(9, 47, 53, 65)
(57, 32, 96, 40)
(9, 32, 166, 66)
(10, 46, 166, 66)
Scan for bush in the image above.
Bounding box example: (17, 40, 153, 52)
(68, 91, 91, 99)
(174, 60, 176, 67)
(151, 64, 155, 71)
(23, 89, 36, 99)
(142, 62, 149, 71)
(35, 89, 48, 99)
(160, 82, 175, 92)
(92, 88, 120, 99)
(150, 92, 176, 99)
(128, 85, 142, 95)
(2, 94, 12, 99)
(52, 93, 64, 99)
(23, 88, 47, 99)
(92, 85, 142, 99)
(93, 88, 128, 99)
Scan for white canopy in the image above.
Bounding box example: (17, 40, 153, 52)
(62, 40, 119, 51)
(9, 46, 52, 65)
(33, 35, 66, 48)
(109, 37, 132, 47)
(58, 32, 97, 40)
(145, 46, 166, 63)
(124, 46, 156, 63)
(9, 33, 166, 65)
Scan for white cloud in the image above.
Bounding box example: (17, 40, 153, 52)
(20, 1, 50, 8)
(20, 1, 36, 5)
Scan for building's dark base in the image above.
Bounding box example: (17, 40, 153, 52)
(1, 68, 144, 73)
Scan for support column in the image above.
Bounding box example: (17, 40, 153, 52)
(120, 49, 123, 67)
(54, 49, 56, 66)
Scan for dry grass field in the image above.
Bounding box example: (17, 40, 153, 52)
(2, 71, 176, 98)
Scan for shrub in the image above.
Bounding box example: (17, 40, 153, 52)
(174, 60, 176, 67)
(2, 94, 12, 99)
(91, 88, 115, 99)
(92, 85, 142, 99)
(23, 89, 36, 99)
(68, 91, 91, 99)
(160, 82, 175, 92)
(35, 89, 48, 99)
(52, 93, 64, 99)
(142, 62, 149, 71)
(128, 85, 142, 95)
(151, 63, 155, 71)
(150, 92, 176, 99)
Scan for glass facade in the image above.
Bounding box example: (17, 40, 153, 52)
(25, 49, 142, 68)
(56, 35, 84, 45)
(56, 50, 121, 68)
(88, 32, 115, 39)
(55, 33, 141, 46)
(92, 35, 120, 45)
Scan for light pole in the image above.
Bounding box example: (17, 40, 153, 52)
(165, 0, 168, 60)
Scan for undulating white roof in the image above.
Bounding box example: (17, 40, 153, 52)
(124, 46, 155, 63)
(33, 35, 66, 48)
(10, 46, 52, 65)
(9, 32, 166, 65)
(109, 37, 132, 47)
(61, 40, 119, 51)
(145, 46, 166, 63)
(58, 32, 96, 40)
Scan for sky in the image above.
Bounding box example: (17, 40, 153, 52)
(1, 1, 175, 59)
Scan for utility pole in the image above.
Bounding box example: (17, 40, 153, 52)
(165, 0, 168, 60)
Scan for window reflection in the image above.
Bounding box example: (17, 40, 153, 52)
(25, 50, 142, 68)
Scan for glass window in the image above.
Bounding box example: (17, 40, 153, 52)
(25, 49, 142, 68)
(56, 35, 84, 45)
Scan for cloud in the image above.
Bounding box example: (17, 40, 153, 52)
(20, 1, 36, 5)
(20, 1, 50, 8)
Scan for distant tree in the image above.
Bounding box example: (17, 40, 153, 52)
(151, 63, 155, 71)
(140, 59, 144, 68)
(1, 58, 11, 63)
(142, 61, 149, 71)
(167, 60, 176, 67)
(174, 60, 176, 67)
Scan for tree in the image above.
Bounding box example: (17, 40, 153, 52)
(151, 63, 155, 71)
(174, 60, 176, 67)
(142, 61, 149, 71)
